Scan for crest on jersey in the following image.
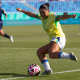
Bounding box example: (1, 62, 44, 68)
(44, 21, 46, 24)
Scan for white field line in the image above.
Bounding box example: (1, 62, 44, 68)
(52, 69, 80, 74)
(0, 69, 80, 80)
(1, 47, 80, 50)
(0, 77, 25, 80)
(1, 47, 38, 49)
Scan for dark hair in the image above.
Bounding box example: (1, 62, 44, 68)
(63, 12, 68, 15)
(39, 3, 50, 10)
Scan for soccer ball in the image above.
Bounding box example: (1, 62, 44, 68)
(28, 64, 41, 76)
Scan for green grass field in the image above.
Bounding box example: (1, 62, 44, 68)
(0, 24, 80, 80)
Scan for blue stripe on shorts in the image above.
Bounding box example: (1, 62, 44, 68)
(55, 37, 60, 43)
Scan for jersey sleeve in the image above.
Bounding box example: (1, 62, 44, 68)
(50, 13, 59, 22)
(2, 8, 7, 15)
(53, 14, 60, 22)
(36, 14, 41, 20)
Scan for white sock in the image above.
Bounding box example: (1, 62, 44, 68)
(41, 60, 51, 71)
(59, 51, 70, 59)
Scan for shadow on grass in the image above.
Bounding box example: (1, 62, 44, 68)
(0, 73, 45, 78)
(0, 73, 30, 77)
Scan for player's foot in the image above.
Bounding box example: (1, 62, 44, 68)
(40, 69, 53, 75)
(69, 52, 78, 61)
(10, 36, 13, 43)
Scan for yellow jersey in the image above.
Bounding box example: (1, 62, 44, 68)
(37, 12, 65, 42)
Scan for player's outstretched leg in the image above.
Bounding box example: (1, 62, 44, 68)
(58, 51, 78, 61)
(4, 34, 13, 43)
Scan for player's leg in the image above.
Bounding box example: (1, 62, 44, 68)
(0, 29, 10, 38)
(37, 43, 53, 75)
(40, 41, 78, 75)
(49, 37, 78, 61)
(0, 23, 13, 43)
(38, 37, 78, 75)
(37, 41, 70, 75)
(49, 41, 70, 59)
(0, 29, 13, 43)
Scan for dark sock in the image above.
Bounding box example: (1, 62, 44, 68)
(4, 33, 10, 39)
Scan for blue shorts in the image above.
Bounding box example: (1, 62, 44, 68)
(0, 21, 3, 30)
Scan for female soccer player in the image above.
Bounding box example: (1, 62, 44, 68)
(0, 2, 13, 43)
(16, 3, 78, 75)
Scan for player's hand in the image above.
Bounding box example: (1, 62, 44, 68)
(5, 14, 7, 18)
(16, 8, 22, 12)
(72, 14, 77, 19)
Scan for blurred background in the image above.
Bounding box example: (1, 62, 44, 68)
(1, 0, 80, 26)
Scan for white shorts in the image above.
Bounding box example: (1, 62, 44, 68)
(51, 37, 66, 50)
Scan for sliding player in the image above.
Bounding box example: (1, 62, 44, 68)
(16, 3, 78, 75)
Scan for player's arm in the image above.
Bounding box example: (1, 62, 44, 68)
(57, 14, 77, 20)
(2, 8, 7, 18)
(16, 8, 38, 19)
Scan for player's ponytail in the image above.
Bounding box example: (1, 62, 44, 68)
(39, 3, 50, 10)
(44, 3, 50, 8)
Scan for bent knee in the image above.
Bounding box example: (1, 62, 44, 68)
(49, 53, 55, 59)
(0, 32, 4, 36)
(0, 34, 4, 36)
(49, 55, 53, 59)
(37, 49, 41, 55)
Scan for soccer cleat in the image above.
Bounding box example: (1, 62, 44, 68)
(10, 36, 13, 43)
(69, 52, 78, 61)
(40, 69, 53, 75)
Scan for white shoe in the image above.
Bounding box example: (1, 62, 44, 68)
(10, 36, 13, 43)
(40, 69, 53, 75)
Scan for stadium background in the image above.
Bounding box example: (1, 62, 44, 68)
(2, 0, 80, 26)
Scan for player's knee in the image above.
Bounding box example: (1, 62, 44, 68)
(0, 32, 4, 36)
(49, 55, 53, 59)
(49, 53, 55, 59)
(0, 33, 4, 36)
(37, 49, 41, 56)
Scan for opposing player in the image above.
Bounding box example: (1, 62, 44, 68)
(0, 2, 13, 43)
(16, 3, 78, 75)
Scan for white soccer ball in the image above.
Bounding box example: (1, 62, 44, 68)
(28, 64, 41, 76)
